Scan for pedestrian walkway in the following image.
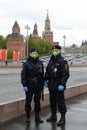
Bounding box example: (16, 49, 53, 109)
(0, 68, 22, 75)
(0, 93, 87, 130)
(0, 61, 22, 68)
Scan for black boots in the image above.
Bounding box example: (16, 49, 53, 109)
(26, 112, 43, 123)
(26, 111, 30, 123)
(47, 113, 65, 126)
(35, 112, 43, 123)
(57, 113, 65, 126)
(46, 113, 57, 122)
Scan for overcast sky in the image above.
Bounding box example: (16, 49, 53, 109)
(0, 0, 87, 46)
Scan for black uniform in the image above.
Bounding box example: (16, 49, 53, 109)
(45, 53, 69, 114)
(21, 56, 44, 113)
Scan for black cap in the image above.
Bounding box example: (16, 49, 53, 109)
(52, 45, 61, 50)
(30, 48, 38, 53)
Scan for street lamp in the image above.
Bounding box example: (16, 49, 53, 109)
(63, 35, 66, 55)
(25, 25, 30, 57)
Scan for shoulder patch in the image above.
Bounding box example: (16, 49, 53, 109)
(63, 60, 69, 70)
(64, 63, 69, 70)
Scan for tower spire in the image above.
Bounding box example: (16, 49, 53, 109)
(45, 9, 51, 32)
(42, 10, 53, 44)
(46, 9, 49, 21)
(33, 23, 38, 35)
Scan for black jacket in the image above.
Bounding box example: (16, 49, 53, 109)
(21, 56, 44, 88)
(45, 54, 69, 89)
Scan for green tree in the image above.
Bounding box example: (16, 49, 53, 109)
(28, 38, 52, 55)
(7, 50, 13, 59)
(0, 35, 7, 49)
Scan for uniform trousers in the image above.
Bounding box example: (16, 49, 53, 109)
(25, 81, 41, 113)
(48, 81, 67, 114)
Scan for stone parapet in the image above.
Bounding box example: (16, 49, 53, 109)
(0, 83, 87, 123)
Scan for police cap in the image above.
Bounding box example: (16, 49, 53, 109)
(30, 48, 38, 53)
(52, 45, 61, 50)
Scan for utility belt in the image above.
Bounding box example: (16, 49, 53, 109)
(50, 78, 61, 84)
(30, 77, 37, 82)
(30, 76, 43, 83)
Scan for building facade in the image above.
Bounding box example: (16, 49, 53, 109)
(31, 10, 59, 45)
(6, 11, 59, 58)
(42, 10, 59, 46)
(6, 21, 26, 58)
(31, 23, 41, 41)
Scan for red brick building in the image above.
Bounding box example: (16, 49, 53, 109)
(6, 21, 26, 58)
(31, 23, 41, 42)
(6, 11, 59, 59)
(42, 10, 59, 46)
(31, 10, 59, 46)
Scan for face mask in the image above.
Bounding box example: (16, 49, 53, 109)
(52, 51, 59, 57)
(31, 54, 38, 59)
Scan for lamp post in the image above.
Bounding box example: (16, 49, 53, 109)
(63, 35, 66, 56)
(25, 25, 30, 57)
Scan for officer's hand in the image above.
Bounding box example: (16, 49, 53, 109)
(23, 86, 28, 92)
(57, 85, 64, 91)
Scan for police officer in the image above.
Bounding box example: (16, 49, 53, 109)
(45, 45, 69, 126)
(21, 48, 44, 123)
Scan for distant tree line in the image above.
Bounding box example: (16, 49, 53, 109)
(81, 40, 87, 46)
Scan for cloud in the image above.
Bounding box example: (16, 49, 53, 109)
(0, 0, 87, 47)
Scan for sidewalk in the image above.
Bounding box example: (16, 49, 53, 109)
(0, 68, 22, 75)
(0, 93, 87, 130)
(0, 61, 87, 68)
(0, 61, 22, 68)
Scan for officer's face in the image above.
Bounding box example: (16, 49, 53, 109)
(52, 49, 61, 57)
(31, 51, 38, 55)
(30, 51, 39, 58)
(52, 49, 61, 53)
